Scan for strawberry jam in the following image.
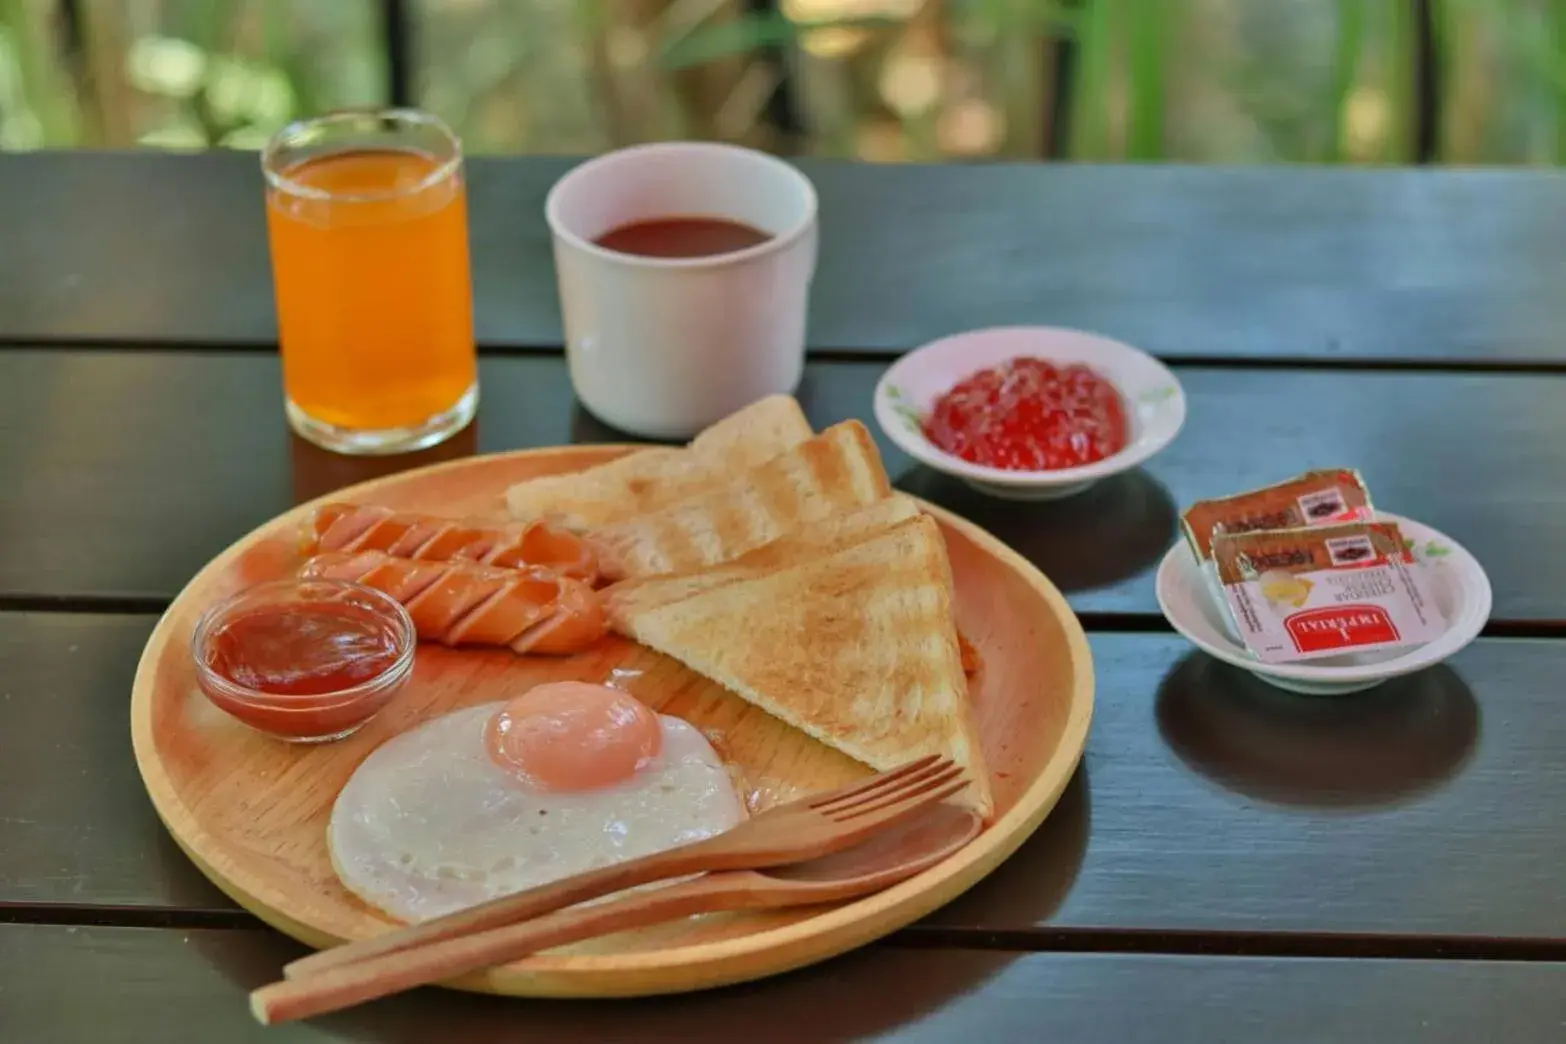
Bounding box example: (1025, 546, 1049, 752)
(923, 357, 1129, 471)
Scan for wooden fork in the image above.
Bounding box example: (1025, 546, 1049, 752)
(284, 754, 967, 979)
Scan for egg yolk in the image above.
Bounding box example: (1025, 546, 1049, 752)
(484, 682, 662, 791)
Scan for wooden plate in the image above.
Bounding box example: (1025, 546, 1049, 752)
(130, 446, 1094, 998)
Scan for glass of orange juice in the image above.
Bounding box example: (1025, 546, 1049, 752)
(262, 109, 478, 455)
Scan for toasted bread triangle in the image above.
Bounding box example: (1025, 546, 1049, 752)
(590, 420, 893, 580)
(687, 394, 813, 471)
(504, 395, 813, 529)
(613, 515, 993, 817)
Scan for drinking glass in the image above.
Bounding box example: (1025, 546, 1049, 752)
(262, 109, 478, 455)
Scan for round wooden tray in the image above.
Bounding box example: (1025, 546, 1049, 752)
(130, 446, 1094, 998)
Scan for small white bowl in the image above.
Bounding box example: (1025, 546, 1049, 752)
(873, 326, 1186, 501)
(1156, 512, 1492, 696)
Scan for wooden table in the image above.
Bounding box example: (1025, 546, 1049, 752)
(2, 153, 1564, 1042)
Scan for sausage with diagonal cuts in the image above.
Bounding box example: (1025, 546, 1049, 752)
(300, 550, 607, 656)
(307, 503, 599, 583)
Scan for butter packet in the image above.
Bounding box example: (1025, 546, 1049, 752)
(1181, 470, 1377, 640)
(1212, 521, 1446, 664)
(1181, 469, 1375, 564)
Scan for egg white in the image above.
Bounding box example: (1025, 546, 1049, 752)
(328, 701, 745, 922)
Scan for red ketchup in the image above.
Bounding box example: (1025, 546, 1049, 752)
(923, 357, 1129, 471)
(192, 579, 414, 742)
(207, 605, 401, 695)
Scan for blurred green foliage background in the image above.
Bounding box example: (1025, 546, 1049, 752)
(1, 0, 1563, 164)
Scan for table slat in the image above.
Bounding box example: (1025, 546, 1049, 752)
(3, 925, 1563, 1043)
(4, 153, 1566, 364)
(0, 351, 1560, 622)
(5, 612, 1564, 946)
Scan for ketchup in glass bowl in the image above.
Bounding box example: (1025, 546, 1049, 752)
(873, 326, 1186, 500)
(191, 579, 415, 742)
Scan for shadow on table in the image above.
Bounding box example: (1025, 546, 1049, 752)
(895, 466, 1178, 596)
(568, 401, 679, 446)
(1154, 652, 1480, 811)
(289, 423, 480, 506)
(198, 929, 1013, 1043)
(917, 766, 1090, 931)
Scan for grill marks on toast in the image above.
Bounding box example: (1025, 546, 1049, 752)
(503, 449, 702, 530)
(603, 497, 924, 621)
(503, 395, 813, 529)
(589, 421, 893, 581)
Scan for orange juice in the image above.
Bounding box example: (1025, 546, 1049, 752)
(265, 148, 476, 433)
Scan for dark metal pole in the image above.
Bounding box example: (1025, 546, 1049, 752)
(384, 0, 415, 107)
(1412, 0, 1441, 163)
(1047, 24, 1074, 159)
(745, 0, 802, 141)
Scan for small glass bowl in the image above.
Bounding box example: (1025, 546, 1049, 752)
(190, 579, 416, 743)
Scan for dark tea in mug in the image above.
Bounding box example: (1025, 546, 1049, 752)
(594, 216, 772, 259)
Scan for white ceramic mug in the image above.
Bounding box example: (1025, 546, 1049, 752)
(545, 142, 819, 439)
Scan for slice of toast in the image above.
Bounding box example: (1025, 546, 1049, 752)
(604, 495, 923, 619)
(612, 515, 993, 818)
(687, 394, 814, 472)
(503, 395, 813, 529)
(590, 420, 894, 581)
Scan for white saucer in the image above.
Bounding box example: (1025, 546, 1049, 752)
(873, 326, 1186, 500)
(1155, 512, 1492, 696)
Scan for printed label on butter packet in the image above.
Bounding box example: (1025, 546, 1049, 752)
(1181, 469, 1375, 563)
(1212, 521, 1445, 664)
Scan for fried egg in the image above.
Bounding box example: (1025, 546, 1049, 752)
(328, 682, 744, 922)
